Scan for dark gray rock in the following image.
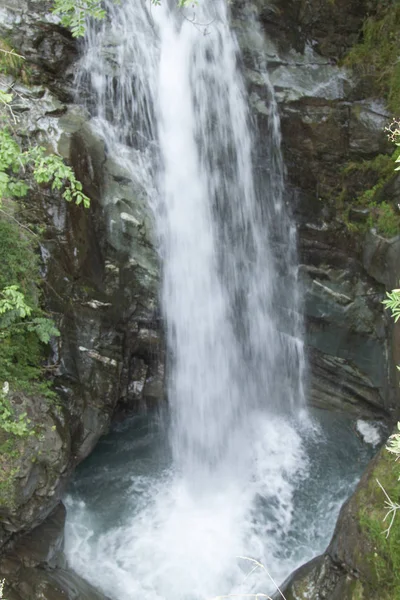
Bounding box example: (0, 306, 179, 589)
(0, 503, 110, 600)
(0, 0, 78, 99)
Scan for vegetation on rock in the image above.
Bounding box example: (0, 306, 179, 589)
(0, 45, 89, 434)
(351, 254, 400, 598)
(357, 449, 400, 599)
(336, 150, 400, 237)
(333, 4, 400, 238)
(344, 1, 400, 113)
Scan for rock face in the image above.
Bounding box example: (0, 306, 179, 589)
(233, 0, 400, 419)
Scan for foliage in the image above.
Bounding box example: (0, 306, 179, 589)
(336, 150, 400, 237)
(0, 218, 58, 396)
(367, 201, 400, 238)
(51, 0, 196, 38)
(52, 0, 106, 37)
(0, 128, 90, 208)
(0, 286, 31, 323)
(387, 423, 400, 466)
(344, 2, 400, 113)
(386, 118, 400, 162)
(0, 285, 59, 343)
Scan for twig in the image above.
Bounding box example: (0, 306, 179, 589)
(0, 48, 24, 60)
(377, 478, 400, 538)
(237, 557, 287, 600)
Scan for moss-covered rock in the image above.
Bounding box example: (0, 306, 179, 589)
(0, 391, 70, 550)
(281, 445, 400, 599)
(329, 445, 400, 599)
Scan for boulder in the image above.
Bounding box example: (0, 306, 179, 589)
(0, 503, 109, 600)
(0, 392, 70, 551)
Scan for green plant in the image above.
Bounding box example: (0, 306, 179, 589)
(0, 285, 59, 343)
(0, 386, 32, 437)
(51, 0, 106, 37)
(387, 422, 400, 455)
(0, 40, 24, 78)
(0, 218, 59, 396)
(0, 128, 90, 207)
(383, 288, 400, 321)
(369, 201, 400, 237)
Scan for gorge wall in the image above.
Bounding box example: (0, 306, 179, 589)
(0, 0, 399, 598)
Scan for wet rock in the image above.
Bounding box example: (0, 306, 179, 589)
(277, 555, 345, 600)
(308, 349, 386, 417)
(4, 81, 162, 458)
(299, 257, 391, 415)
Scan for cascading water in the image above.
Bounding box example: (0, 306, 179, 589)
(64, 1, 376, 598)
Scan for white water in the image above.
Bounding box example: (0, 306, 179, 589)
(65, 1, 329, 597)
(356, 420, 383, 447)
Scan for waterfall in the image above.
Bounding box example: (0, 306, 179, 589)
(157, 2, 306, 474)
(65, 1, 313, 597)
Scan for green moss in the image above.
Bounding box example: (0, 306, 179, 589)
(357, 450, 400, 599)
(0, 468, 18, 511)
(352, 580, 365, 600)
(0, 431, 21, 511)
(335, 150, 400, 237)
(373, 202, 400, 237)
(344, 2, 400, 112)
(342, 154, 394, 177)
